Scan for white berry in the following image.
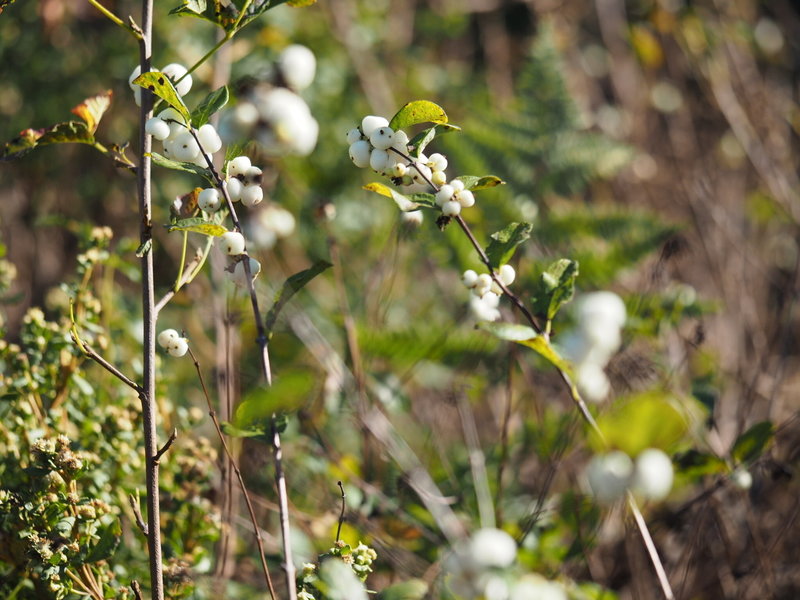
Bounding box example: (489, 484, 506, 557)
(228, 155, 252, 178)
(435, 184, 454, 206)
(220, 231, 246, 255)
(475, 273, 493, 296)
(226, 177, 243, 202)
(586, 451, 633, 504)
(278, 44, 316, 91)
(411, 163, 432, 184)
(349, 140, 372, 168)
(244, 166, 263, 186)
(171, 131, 200, 162)
(392, 130, 409, 151)
(450, 179, 465, 193)
(462, 270, 478, 288)
(456, 189, 475, 208)
(428, 153, 448, 171)
(346, 128, 362, 144)
(166, 337, 189, 357)
(632, 448, 674, 501)
(369, 126, 395, 150)
(431, 170, 447, 186)
(361, 115, 389, 138)
(498, 264, 516, 286)
(145, 117, 171, 141)
(369, 148, 391, 172)
(157, 328, 180, 348)
(198, 188, 222, 212)
(392, 163, 408, 177)
(442, 200, 461, 217)
(197, 123, 222, 154)
(241, 185, 264, 207)
(161, 63, 192, 97)
(229, 257, 261, 287)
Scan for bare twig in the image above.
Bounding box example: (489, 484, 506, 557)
(131, 581, 144, 600)
(187, 347, 278, 600)
(128, 492, 148, 537)
(154, 428, 177, 463)
(272, 419, 297, 600)
(336, 481, 346, 543)
(154, 243, 211, 316)
(74, 339, 143, 394)
(627, 493, 675, 600)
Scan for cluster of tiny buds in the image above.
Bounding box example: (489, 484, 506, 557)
(145, 107, 222, 166)
(157, 328, 188, 357)
(462, 265, 515, 322)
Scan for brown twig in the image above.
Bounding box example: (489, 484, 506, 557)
(187, 348, 278, 600)
(154, 428, 177, 463)
(131, 580, 144, 600)
(74, 338, 143, 394)
(128, 492, 149, 537)
(335, 481, 346, 543)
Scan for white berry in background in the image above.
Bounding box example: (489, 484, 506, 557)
(349, 140, 372, 168)
(475, 273, 493, 296)
(576, 361, 611, 402)
(157, 328, 180, 348)
(369, 148, 391, 172)
(145, 117, 171, 141)
(578, 291, 627, 329)
(732, 468, 753, 490)
(278, 44, 316, 91)
(346, 128, 362, 144)
(632, 448, 674, 501)
(400, 210, 423, 226)
(462, 269, 479, 288)
(197, 123, 222, 154)
(241, 185, 264, 208)
(469, 528, 517, 569)
(369, 126, 395, 150)
(361, 115, 389, 138)
(511, 576, 567, 600)
(442, 200, 461, 217)
(428, 153, 448, 171)
(220, 231, 246, 255)
(228, 155, 252, 178)
(435, 184, 454, 206)
(498, 264, 516, 286)
(171, 131, 200, 162)
(161, 63, 192, 96)
(456, 189, 475, 208)
(128, 65, 144, 91)
(481, 291, 501, 308)
(229, 257, 262, 287)
(586, 450, 633, 504)
(431, 170, 447, 186)
(166, 337, 189, 357)
(198, 188, 222, 212)
(226, 177, 243, 202)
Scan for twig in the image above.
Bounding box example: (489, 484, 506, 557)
(272, 418, 297, 600)
(336, 481, 346, 543)
(135, 0, 165, 596)
(628, 493, 675, 600)
(187, 348, 278, 600)
(128, 492, 149, 536)
(457, 396, 495, 529)
(154, 240, 212, 316)
(131, 581, 144, 600)
(154, 428, 177, 463)
(74, 338, 143, 394)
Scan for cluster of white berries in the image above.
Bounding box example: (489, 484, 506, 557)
(247, 204, 296, 249)
(222, 155, 265, 208)
(586, 447, 674, 504)
(128, 63, 192, 107)
(445, 528, 566, 600)
(462, 264, 516, 322)
(225, 45, 318, 156)
(157, 328, 188, 357)
(559, 291, 626, 402)
(145, 107, 223, 166)
(435, 179, 475, 217)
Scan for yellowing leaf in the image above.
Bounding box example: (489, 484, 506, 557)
(71, 90, 113, 134)
(167, 217, 227, 237)
(363, 182, 428, 212)
(132, 72, 191, 122)
(389, 100, 448, 132)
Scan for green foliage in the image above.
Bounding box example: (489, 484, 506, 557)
(132, 72, 191, 121)
(531, 259, 579, 323)
(485, 222, 532, 268)
(732, 421, 774, 464)
(190, 86, 230, 128)
(389, 100, 449, 132)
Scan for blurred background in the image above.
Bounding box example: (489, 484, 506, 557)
(1, 0, 800, 598)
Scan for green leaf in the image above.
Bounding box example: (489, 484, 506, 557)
(593, 392, 688, 455)
(83, 519, 121, 563)
(150, 151, 213, 181)
(167, 217, 227, 237)
(673, 449, 727, 479)
(2, 121, 96, 161)
(454, 175, 505, 191)
(389, 100, 448, 132)
(408, 123, 461, 158)
(234, 370, 316, 427)
(191, 86, 229, 128)
(220, 421, 269, 439)
(485, 222, 533, 268)
(479, 322, 572, 373)
(265, 260, 332, 336)
(135, 239, 152, 258)
(132, 72, 191, 123)
(378, 580, 428, 600)
(532, 259, 579, 321)
(731, 421, 774, 464)
(362, 183, 436, 212)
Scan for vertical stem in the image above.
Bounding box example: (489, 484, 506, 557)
(273, 420, 297, 600)
(136, 0, 164, 597)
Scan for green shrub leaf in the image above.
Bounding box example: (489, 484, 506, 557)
(389, 100, 448, 131)
(732, 421, 774, 464)
(485, 222, 533, 267)
(191, 86, 229, 128)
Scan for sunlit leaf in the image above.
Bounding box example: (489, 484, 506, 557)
(167, 217, 227, 237)
(149, 151, 213, 182)
(191, 86, 229, 128)
(132, 72, 191, 122)
(485, 222, 532, 267)
(408, 123, 461, 158)
(70, 90, 113, 134)
(389, 100, 448, 132)
(732, 421, 774, 464)
(234, 370, 316, 427)
(532, 259, 579, 321)
(454, 175, 505, 191)
(363, 182, 435, 212)
(479, 322, 572, 373)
